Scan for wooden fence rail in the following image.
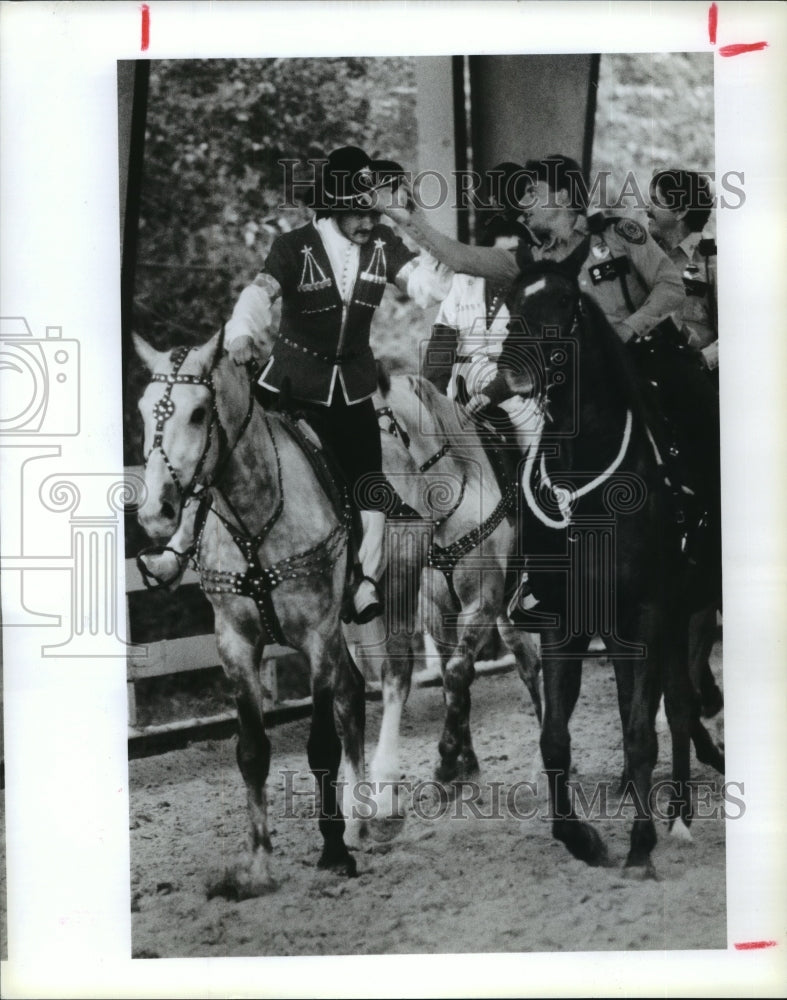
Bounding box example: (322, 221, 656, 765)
(125, 553, 294, 734)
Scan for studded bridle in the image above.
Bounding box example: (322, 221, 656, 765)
(143, 335, 255, 505)
(136, 334, 256, 591)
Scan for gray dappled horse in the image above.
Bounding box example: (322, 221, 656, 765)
(356, 373, 540, 832)
(134, 329, 366, 895)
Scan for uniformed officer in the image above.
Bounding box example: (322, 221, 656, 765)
(382, 155, 722, 627)
(645, 168, 722, 717)
(515, 155, 686, 341)
(145, 145, 453, 622)
(646, 168, 718, 373)
(383, 154, 685, 344)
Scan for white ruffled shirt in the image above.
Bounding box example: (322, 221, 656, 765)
(314, 216, 453, 308)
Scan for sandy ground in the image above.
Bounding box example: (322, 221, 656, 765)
(127, 641, 727, 959)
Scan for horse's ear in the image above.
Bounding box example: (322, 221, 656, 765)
(376, 359, 391, 396)
(132, 332, 168, 373)
(193, 326, 225, 373)
(210, 324, 226, 372)
(556, 237, 588, 280)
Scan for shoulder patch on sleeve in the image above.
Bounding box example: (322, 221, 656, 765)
(614, 218, 647, 245)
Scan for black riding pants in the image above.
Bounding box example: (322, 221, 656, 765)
(255, 382, 393, 514)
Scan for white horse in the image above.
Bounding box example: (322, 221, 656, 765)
(134, 329, 366, 896)
(356, 373, 541, 831)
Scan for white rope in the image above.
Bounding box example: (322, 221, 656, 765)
(522, 409, 634, 530)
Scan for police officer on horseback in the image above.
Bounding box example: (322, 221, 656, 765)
(382, 154, 720, 637)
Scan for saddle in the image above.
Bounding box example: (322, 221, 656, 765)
(254, 382, 371, 619)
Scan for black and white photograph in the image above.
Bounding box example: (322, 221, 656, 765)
(1, 2, 786, 997)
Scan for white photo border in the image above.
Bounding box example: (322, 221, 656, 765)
(1, 1, 786, 997)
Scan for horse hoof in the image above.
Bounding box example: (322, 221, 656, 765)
(206, 861, 278, 900)
(434, 755, 480, 786)
(669, 816, 694, 843)
(366, 813, 406, 844)
(459, 751, 481, 781)
(434, 759, 459, 784)
(555, 820, 611, 867)
(318, 846, 358, 878)
(623, 858, 660, 881)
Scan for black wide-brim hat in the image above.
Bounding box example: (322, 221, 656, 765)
(370, 158, 406, 189)
(486, 161, 530, 218)
(319, 145, 384, 211)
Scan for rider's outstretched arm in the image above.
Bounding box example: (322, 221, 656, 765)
(383, 200, 519, 285)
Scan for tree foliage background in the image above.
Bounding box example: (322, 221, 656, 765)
(125, 52, 713, 464)
(134, 58, 417, 341)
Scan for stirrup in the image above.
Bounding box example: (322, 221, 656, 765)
(507, 573, 555, 630)
(136, 545, 190, 591)
(352, 574, 383, 625)
(506, 572, 539, 621)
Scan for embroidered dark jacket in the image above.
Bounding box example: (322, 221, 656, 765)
(258, 220, 416, 404)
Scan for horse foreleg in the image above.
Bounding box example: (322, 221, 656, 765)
(436, 643, 478, 784)
(332, 631, 368, 849)
(435, 581, 500, 784)
(689, 604, 723, 718)
(497, 615, 542, 723)
(307, 680, 357, 877)
(234, 685, 276, 891)
(687, 605, 725, 774)
(361, 554, 420, 838)
(662, 614, 696, 842)
(616, 654, 662, 873)
(208, 613, 276, 899)
(366, 631, 412, 831)
(613, 659, 635, 792)
(540, 637, 610, 866)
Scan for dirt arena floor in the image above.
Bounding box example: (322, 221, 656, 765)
(127, 640, 727, 959)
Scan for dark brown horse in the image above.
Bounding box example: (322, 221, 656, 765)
(497, 260, 723, 876)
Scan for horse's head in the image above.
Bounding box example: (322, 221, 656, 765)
(133, 328, 225, 540)
(498, 260, 582, 403)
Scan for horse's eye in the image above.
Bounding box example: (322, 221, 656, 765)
(190, 406, 206, 424)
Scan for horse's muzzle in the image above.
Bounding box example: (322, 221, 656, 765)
(138, 489, 181, 541)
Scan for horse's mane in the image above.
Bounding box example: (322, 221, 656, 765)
(510, 259, 657, 434)
(576, 291, 664, 441)
(383, 373, 485, 471)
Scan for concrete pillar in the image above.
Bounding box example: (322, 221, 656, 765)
(414, 57, 463, 240)
(469, 54, 600, 179)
